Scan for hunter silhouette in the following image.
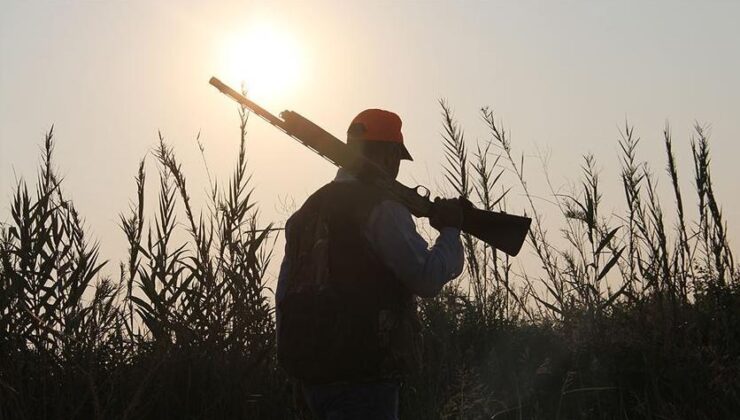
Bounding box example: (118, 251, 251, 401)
(276, 109, 464, 419)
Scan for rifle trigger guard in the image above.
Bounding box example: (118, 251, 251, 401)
(414, 185, 431, 199)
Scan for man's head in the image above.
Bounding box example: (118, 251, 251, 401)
(347, 109, 412, 180)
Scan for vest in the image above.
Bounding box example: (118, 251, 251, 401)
(277, 181, 421, 384)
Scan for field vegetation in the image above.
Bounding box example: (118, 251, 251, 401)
(1, 101, 738, 419)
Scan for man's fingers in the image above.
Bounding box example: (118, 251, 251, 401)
(429, 198, 463, 230)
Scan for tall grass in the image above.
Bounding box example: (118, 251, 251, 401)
(1, 100, 289, 418)
(1, 127, 126, 419)
(405, 105, 740, 419)
(1, 102, 738, 419)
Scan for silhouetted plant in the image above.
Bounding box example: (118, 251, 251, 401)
(1, 104, 287, 418)
(405, 102, 740, 419)
(0, 128, 126, 419)
(114, 100, 282, 418)
(2, 100, 739, 419)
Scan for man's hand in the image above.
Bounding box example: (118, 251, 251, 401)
(429, 198, 464, 231)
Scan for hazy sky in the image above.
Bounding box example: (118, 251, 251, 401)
(2, 1, 739, 284)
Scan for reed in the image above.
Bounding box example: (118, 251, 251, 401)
(1, 102, 738, 419)
(406, 103, 740, 419)
(1, 105, 288, 418)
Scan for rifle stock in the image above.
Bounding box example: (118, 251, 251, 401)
(461, 207, 531, 256)
(209, 77, 532, 256)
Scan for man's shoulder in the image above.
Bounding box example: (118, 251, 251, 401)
(314, 181, 392, 207)
(285, 183, 333, 227)
(290, 182, 405, 228)
(292, 182, 335, 213)
(373, 198, 410, 216)
(367, 199, 413, 232)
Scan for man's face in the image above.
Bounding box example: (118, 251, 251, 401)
(352, 141, 403, 180)
(367, 143, 402, 180)
(380, 146, 402, 180)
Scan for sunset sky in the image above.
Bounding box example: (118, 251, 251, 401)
(2, 1, 739, 284)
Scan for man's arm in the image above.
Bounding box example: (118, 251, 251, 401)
(365, 199, 464, 298)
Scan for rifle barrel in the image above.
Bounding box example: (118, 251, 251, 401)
(209, 77, 285, 128)
(208, 77, 531, 256)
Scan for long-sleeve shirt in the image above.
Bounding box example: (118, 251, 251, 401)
(276, 168, 464, 304)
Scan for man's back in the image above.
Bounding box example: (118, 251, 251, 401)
(277, 181, 419, 384)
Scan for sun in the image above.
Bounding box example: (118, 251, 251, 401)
(221, 23, 303, 104)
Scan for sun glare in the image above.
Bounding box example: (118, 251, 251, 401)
(221, 23, 303, 105)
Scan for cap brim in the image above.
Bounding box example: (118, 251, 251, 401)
(400, 144, 413, 161)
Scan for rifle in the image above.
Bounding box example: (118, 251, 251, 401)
(209, 77, 531, 256)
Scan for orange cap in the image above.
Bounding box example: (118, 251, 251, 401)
(347, 109, 412, 160)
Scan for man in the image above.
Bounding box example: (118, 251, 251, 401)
(276, 109, 465, 419)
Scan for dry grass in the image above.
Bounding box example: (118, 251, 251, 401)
(404, 104, 740, 419)
(1, 102, 739, 419)
(1, 100, 287, 418)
